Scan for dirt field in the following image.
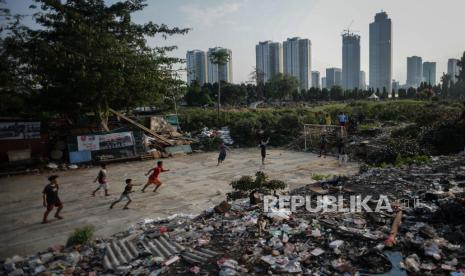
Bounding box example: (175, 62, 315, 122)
(0, 148, 358, 259)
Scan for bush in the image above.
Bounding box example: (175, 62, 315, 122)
(67, 226, 95, 246)
(420, 120, 464, 155)
(394, 154, 431, 167)
(177, 100, 462, 148)
(227, 171, 287, 201)
(366, 138, 425, 166)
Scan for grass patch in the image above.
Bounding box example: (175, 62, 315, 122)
(311, 173, 331, 181)
(394, 154, 431, 167)
(358, 122, 382, 131)
(66, 226, 95, 246)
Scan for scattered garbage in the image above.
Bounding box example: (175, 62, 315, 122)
(199, 127, 234, 145)
(2, 154, 465, 274)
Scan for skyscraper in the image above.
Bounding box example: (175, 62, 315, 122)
(342, 32, 361, 90)
(207, 47, 233, 83)
(369, 11, 392, 93)
(321, 77, 327, 89)
(359, 71, 367, 90)
(255, 41, 283, 83)
(406, 56, 423, 88)
(326, 68, 342, 88)
(422, 62, 436, 85)
(448, 58, 460, 83)
(283, 37, 312, 90)
(311, 71, 320, 88)
(186, 50, 208, 85)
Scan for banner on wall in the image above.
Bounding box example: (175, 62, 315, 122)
(77, 132, 134, 151)
(0, 122, 41, 140)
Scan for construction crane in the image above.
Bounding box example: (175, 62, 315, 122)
(342, 20, 359, 36)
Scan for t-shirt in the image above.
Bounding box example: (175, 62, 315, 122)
(97, 169, 107, 184)
(149, 167, 163, 180)
(123, 184, 133, 194)
(338, 114, 347, 123)
(43, 184, 59, 204)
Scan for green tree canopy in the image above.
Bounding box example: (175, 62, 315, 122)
(265, 73, 299, 100)
(1, 0, 188, 130)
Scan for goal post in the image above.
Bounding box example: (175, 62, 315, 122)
(303, 124, 346, 151)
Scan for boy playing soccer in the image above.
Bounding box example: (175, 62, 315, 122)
(142, 161, 170, 193)
(110, 179, 140, 209)
(42, 175, 63, 223)
(92, 163, 110, 196)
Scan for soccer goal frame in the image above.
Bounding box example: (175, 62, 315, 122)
(303, 124, 346, 151)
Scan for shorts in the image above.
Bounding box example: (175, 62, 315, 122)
(118, 193, 131, 201)
(47, 200, 63, 211)
(339, 122, 346, 126)
(147, 178, 162, 186)
(98, 182, 109, 189)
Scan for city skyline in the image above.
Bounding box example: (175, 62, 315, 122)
(7, 0, 465, 85)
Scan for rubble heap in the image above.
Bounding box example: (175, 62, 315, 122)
(2, 156, 465, 275)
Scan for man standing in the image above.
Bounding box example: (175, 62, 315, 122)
(338, 112, 347, 126)
(259, 138, 270, 165)
(319, 133, 328, 158)
(42, 175, 63, 223)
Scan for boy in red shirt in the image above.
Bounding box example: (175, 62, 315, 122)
(142, 161, 170, 193)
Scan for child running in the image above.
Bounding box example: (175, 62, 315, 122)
(92, 163, 110, 196)
(217, 142, 230, 166)
(110, 179, 140, 209)
(142, 161, 170, 193)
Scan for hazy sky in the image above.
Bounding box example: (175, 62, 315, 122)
(6, 0, 465, 84)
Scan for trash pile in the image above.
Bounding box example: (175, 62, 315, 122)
(199, 127, 234, 145)
(2, 155, 465, 275)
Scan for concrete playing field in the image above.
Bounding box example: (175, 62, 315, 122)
(0, 148, 358, 259)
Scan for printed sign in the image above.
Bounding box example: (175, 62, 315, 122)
(77, 135, 100, 151)
(99, 132, 134, 150)
(77, 132, 134, 151)
(0, 122, 41, 140)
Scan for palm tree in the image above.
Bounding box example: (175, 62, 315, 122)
(209, 49, 230, 120)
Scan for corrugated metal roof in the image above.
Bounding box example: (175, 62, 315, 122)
(103, 234, 220, 271)
(103, 238, 139, 271)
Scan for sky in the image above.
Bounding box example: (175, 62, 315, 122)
(5, 0, 465, 85)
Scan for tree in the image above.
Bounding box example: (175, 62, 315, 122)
(249, 67, 265, 100)
(441, 73, 452, 99)
(265, 73, 299, 101)
(209, 48, 230, 120)
(1, 0, 188, 130)
(457, 51, 465, 83)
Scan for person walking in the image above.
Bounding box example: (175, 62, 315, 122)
(92, 163, 110, 196)
(42, 175, 63, 223)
